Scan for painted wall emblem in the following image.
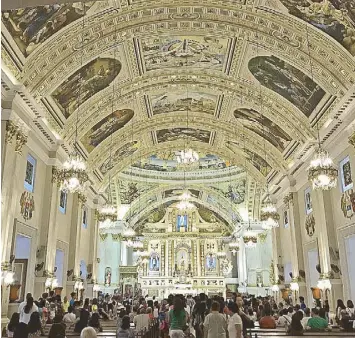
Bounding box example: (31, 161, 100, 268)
(20, 191, 35, 220)
(305, 214, 315, 237)
(340, 189, 355, 218)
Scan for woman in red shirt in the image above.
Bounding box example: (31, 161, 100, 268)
(259, 304, 276, 329)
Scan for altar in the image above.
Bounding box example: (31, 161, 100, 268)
(136, 203, 234, 298)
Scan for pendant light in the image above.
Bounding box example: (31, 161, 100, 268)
(97, 32, 118, 224)
(304, 25, 338, 190)
(59, 8, 88, 194)
(243, 220, 257, 249)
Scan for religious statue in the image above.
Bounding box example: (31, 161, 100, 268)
(177, 215, 188, 232)
(206, 253, 216, 271)
(105, 267, 111, 286)
(150, 254, 159, 271)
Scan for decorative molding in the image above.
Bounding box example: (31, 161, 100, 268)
(5, 120, 28, 154)
(99, 233, 108, 241)
(283, 192, 294, 208)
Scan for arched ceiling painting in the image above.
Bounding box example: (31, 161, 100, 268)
(2, 0, 355, 227)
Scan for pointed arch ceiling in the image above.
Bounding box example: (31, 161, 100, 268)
(2, 0, 355, 192)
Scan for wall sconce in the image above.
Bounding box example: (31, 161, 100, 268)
(51, 278, 59, 289)
(317, 279, 331, 291)
(74, 280, 80, 291)
(93, 284, 100, 292)
(79, 282, 84, 290)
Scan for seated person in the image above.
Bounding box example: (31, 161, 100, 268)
(277, 308, 291, 327)
(259, 304, 276, 329)
(287, 311, 304, 336)
(88, 313, 103, 332)
(63, 306, 76, 325)
(306, 308, 330, 331)
(301, 308, 311, 329)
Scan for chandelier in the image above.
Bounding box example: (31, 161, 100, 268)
(123, 227, 136, 246)
(260, 196, 280, 230)
(243, 222, 257, 249)
(228, 240, 240, 255)
(177, 200, 194, 210)
(96, 204, 117, 223)
(308, 147, 338, 190)
(216, 251, 226, 258)
(58, 152, 88, 194)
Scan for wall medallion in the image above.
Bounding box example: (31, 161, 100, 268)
(305, 214, 315, 237)
(20, 191, 35, 221)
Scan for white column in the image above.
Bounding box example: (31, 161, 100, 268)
(196, 239, 201, 276)
(91, 218, 99, 282)
(44, 178, 60, 275)
(238, 241, 247, 292)
(73, 196, 83, 278)
(165, 241, 169, 277)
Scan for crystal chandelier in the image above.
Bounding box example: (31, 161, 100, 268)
(177, 200, 194, 210)
(176, 149, 199, 164)
(123, 227, 136, 247)
(260, 196, 280, 230)
(243, 222, 257, 249)
(96, 204, 117, 223)
(308, 147, 338, 190)
(59, 152, 88, 194)
(216, 251, 226, 258)
(229, 240, 240, 255)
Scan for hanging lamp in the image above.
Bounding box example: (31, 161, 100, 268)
(97, 38, 118, 224)
(304, 26, 338, 190)
(243, 220, 257, 249)
(58, 9, 88, 194)
(260, 194, 279, 230)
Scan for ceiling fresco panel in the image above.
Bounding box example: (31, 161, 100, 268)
(156, 128, 211, 144)
(233, 108, 292, 152)
(99, 140, 138, 175)
(51, 57, 122, 118)
(151, 91, 217, 116)
(141, 35, 230, 72)
(80, 109, 134, 153)
(1, 2, 93, 57)
(279, 0, 355, 56)
(248, 55, 326, 117)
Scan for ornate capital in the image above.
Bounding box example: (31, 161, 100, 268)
(349, 132, 355, 149)
(5, 120, 28, 154)
(111, 234, 122, 241)
(51, 167, 61, 186)
(99, 233, 108, 241)
(283, 192, 294, 207)
(78, 193, 87, 204)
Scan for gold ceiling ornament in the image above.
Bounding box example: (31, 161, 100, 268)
(283, 192, 294, 207)
(260, 194, 280, 230)
(96, 205, 118, 223)
(111, 234, 122, 241)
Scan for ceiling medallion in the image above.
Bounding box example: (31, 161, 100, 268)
(58, 152, 88, 194)
(260, 196, 280, 230)
(307, 147, 338, 190)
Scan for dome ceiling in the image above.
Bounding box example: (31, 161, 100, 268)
(1, 0, 355, 225)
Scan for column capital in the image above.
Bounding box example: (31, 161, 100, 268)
(349, 131, 355, 149)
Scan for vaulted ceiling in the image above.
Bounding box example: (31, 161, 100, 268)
(2, 0, 355, 226)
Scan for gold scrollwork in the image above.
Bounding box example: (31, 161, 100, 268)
(5, 121, 17, 144)
(283, 192, 294, 207)
(15, 132, 28, 154)
(99, 233, 108, 241)
(349, 132, 355, 149)
(112, 234, 122, 241)
(5, 121, 28, 154)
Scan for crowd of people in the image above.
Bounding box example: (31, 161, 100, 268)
(5, 290, 355, 338)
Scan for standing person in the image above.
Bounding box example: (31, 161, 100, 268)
(7, 313, 20, 337)
(69, 292, 76, 307)
(168, 297, 187, 338)
(299, 297, 307, 311)
(62, 296, 70, 313)
(19, 297, 37, 324)
(27, 312, 42, 338)
(203, 301, 227, 338)
(18, 294, 38, 315)
(133, 308, 149, 332)
(117, 315, 135, 338)
(227, 303, 243, 338)
(192, 300, 206, 338)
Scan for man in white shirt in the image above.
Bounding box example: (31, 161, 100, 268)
(277, 309, 291, 327)
(63, 306, 77, 326)
(134, 308, 150, 332)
